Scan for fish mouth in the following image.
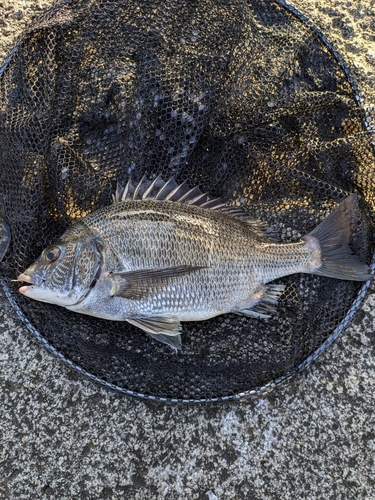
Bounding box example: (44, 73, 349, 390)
(16, 272, 80, 306)
(17, 273, 33, 284)
(17, 273, 36, 294)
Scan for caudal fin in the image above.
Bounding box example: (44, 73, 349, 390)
(307, 194, 372, 281)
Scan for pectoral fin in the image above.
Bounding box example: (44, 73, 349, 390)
(126, 315, 182, 351)
(110, 265, 207, 300)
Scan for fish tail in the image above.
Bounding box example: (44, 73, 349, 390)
(306, 194, 372, 281)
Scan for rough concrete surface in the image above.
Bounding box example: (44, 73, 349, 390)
(1, 1, 375, 499)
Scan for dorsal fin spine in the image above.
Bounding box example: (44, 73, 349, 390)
(132, 174, 146, 200)
(177, 186, 202, 203)
(142, 175, 162, 200)
(164, 180, 189, 201)
(121, 177, 131, 201)
(113, 176, 278, 241)
(155, 177, 177, 200)
(187, 192, 210, 205)
(200, 198, 226, 210)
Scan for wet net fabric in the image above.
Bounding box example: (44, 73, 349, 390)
(0, 0, 374, 403)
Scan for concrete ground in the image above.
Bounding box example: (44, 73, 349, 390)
(1, 1, 375, 499)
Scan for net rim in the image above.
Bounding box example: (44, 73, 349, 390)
(0, 0, 374, 404)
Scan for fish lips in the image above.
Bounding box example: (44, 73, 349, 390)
(18, 273, 48, 300)
(18, 273, 34, 294)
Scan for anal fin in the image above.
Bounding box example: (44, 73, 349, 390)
(126, 315, 182, 351)
(236, 284, 285, 319)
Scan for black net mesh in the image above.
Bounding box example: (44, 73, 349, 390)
(0, 0, 374, 403)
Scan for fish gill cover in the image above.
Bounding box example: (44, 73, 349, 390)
(0, 0, 373, 403)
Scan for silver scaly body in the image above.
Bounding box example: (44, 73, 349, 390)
(18, 177, 372, 350)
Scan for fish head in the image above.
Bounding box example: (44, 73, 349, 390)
(17, 222, 102, 306)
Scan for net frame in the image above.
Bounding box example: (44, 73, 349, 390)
(0, 0, 373, 404)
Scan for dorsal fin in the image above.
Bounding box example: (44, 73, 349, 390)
(142, 174, 164, 199)
(113, 176, 279, 241)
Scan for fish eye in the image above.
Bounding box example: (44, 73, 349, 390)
(44, 246, 61, 263)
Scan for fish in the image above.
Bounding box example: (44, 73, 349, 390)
(17, 176, 372, 350)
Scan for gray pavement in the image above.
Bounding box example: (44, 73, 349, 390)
(1, 1, 375, 499)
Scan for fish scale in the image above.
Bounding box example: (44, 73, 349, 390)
(17, 177, 372, 350)
(84, 200, 255, 316)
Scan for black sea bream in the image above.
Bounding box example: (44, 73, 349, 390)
(18, 177, 372, 350)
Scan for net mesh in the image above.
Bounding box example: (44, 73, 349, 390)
(0, 0, 374, 403)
